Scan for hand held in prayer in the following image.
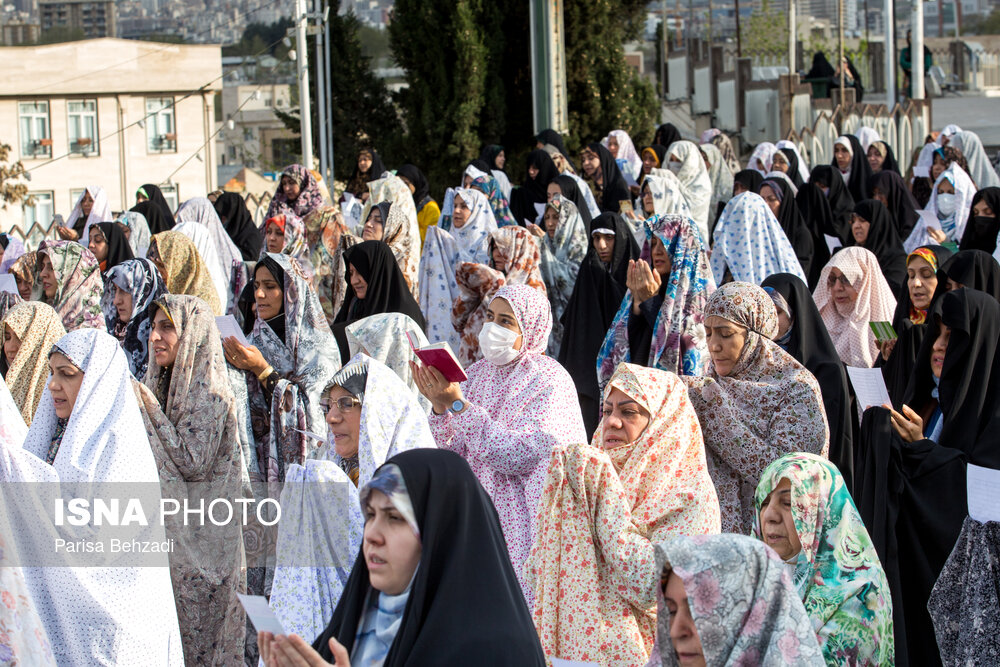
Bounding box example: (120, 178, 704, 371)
(56, 225, 79, 241)
(927, 227, 948, 244)
(264, 633, 341, 666)
(879, 338, 897, 361)
(222, 336, 269, 376)
(627, 259, 662, 313)
(527, 223, 545, 239)
(410, 361, 462, 414)
(884, 403, 924, 443)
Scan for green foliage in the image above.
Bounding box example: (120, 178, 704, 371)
(0, 143, 34, 210)
(35, 27, 85, 44)
(965, 8, 1000, 35)
(134, 33, 187, 44)
(740, 0, 788, 56)
(222, 19, 293, 58)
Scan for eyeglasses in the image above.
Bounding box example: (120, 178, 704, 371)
(320, 396, 361, 414)
(826, 274, 853, 289)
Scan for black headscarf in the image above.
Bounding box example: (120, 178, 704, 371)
(558, 212, 640, 436)
(867, 170, 920, 240)
(587, 142, 632, 214)
(255, 256, 287, 344)
(809, 165, 855, 243)
(805, 52, 836, 79)
(795, 183, 838, 262)
(478, 145, 505, 172)
(333, 240, 425, 359)
(958, 187, 1000, 253)
(346, 148, 387, 197)
(778, 147, 805, 187)
(851, 199, 907, 295)
(131, 200, 173, 235)
(94, 222, 134, 272)
(0, 235, 9, 250)
(943, 249, 1000, 300)
(761, 178, 816, 285)
(213, 192, 262, 261)
(137, 184, 174, 225)
(653, 123, 682, 149)
(535, 129, 572, 164)
(640, 144, 668, 172)
(553, 174, 593, 226)
(395, 164, 432, 212)
(508, 150, 559, 225)
(869, 140, 901, 175)
(762, 273, 854, 490)
(832, 135, 873, 202)
(732, 169, 763, 195)
(312, 449, 547, 666)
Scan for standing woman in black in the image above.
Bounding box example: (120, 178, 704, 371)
(868, 170, 921, 240)
(849, 199, 908, 295)
(759, 177, 817, 286)
(213, 191, 263, 261)
(809, 165, 855, 244)
(832, 135, 873, 202)
(508, 150, 559, 226)
(579, 143, 631, 214)
(762, 273, 854, 490)
(958, 187, 1000, 252)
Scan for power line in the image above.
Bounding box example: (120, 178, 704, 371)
(21, 0, 288, 96)
(23, 35, 288, 175)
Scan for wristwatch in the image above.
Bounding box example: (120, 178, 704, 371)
(448, 398, 467, 415)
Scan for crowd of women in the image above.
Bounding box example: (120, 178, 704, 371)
(0, 120, 998, 667)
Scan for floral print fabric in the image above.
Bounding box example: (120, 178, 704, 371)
(754, 453, 894, 666)
(149, 231, 223, 315)
(0, 302, 65, 425)
(597, 214, 715, 386)
(346, 313, 431, 411)
(813, 246, 897, 368)
(0, 511, 56, 667)
(116, 210, 151, 258)
(33, 240, 106, 332)
(267, 164, 326, 219)
(682, 282, 829, 533)
(452, 226, 545, 365)
(538, 196, 588, 355)
(471, 173, 515, 227)
(431, 285, 586, 606)
(307, 207, 360, 326)
(711, 192, 807, 284)
(665, 141, 713, 242)
(360, 173, 421, 296)
(654, 534, 826, 666)
(99, 258, 166, 379)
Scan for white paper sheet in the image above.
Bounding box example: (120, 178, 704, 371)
(824, 234, 842, 254)
(238, 594, 286, 635)
(0, 274, 17, 295)
(846, 366, 892, 411)
(552, 660, 600, 667)
(215, 315, 249, 346)
(292, 427, 327, 443)
(967, 463, 1000, 523)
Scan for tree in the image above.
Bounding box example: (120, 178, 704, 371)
(35, 27, 85, 44)
(0, 143, 35, 210)
(222, 19, 293, 58)
(740, 0, 788, 57)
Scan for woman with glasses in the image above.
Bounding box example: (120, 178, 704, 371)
(268, 355, 435, 647)
(223, 253, 342, 481)
(813, 247, 897, 368)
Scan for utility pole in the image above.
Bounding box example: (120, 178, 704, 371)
(295, 0, 313, 170)
(788, 0, 797, 75)
(314, 0, 328, 185)
(735, 0, 742, 56)
(912, 0, 925, 99)
(324, 8, 334, 182)
(885, 0, 896, 106)
(839, 0, 846, 102)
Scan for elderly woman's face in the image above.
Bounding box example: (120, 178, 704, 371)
(281, 175, 300, 200)
(600, 387, 651, 450)
(705, 315, 747, 377)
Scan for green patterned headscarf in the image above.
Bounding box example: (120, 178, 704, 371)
(753, 452, 894, 666)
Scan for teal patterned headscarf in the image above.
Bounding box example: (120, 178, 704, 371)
(753, 453, 894, 666)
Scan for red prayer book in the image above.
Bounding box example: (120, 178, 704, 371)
(406, 332, 468, 383)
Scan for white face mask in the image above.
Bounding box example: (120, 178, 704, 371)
(478, 322, 521, 366)
(667, 160, 683, 173)
(937, 193, 957, 218)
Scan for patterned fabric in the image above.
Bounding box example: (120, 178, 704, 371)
(267, 164, 326, 219)
(538, 196, 588, 355)
(270, 357, 435, 646)
(33, 240, 106, 332)
(149, 231, 223, 315)
(248, 254, 342, 481)
(682, 282, 830, 533)
(471, 173, 515, 227)
(701, 143, 735, 223)
(643, 168, 693, 219)
(359, 173, 421, 296)
(346, 313, 432, 412)
(748, 141, 779, 176)
(712, 191, 808, 284)
(8, 252, 37, 297)
(307, 207, 360, 325)
(603, 129, 643, 182)
(654, 534, 827, 666)
(99, 258, 166, 379)
(452, 226, 545, 365)
(528, 442, 660, 664)
(928, 516, 1000, 666)
(0, 292, 20, 321)
(949, 130, 1000, 189)
(264, 213, 310, 263)
(666, 141, 713, 242)
(115, 211, 151, 258)
(0, 302, 65, 425)
(754, 453, 895, 666)
(904, 163, 977, 252)
(813, 247, 897, 367)
(597, 214, 715, 386)
(711, 132, 742, 175)
(431, 284, 587, 606)
(172, 220, 231, 311)
(9, 329, 183, 666)
(176, 197, 244, 297)
(0, 234, 25, 274)
(137, 294, 247, 666)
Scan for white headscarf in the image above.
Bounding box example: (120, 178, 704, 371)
(904, 163, 977, 253)
(172, 219, 230, 310)
(269, 355, 435, 644)
(603, 129, 643, 182)
(915, 125, 964, 177)
(711, 192, 807, 284)
(747, 142, 778, 176)
(643, 168, 693, 218)
(950, 131, 1000, 189)
(3, 329, 183, 666)
(666, 140, 713, 242)
(700, 143, 735, 223)
(67, 185, 113, 246)
(855, 126, 881, 153)
(775, 140, 812, 183)
(347, 313, 432, 412)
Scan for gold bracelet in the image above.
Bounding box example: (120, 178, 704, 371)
(257, 365, 274, 383)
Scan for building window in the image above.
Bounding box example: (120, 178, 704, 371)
(19, 101, 51, 159)
(23, 191, 54, 231)
(159, 184, 179, 214)
(146, 97, 177, 153)
(67, 99, 99, 156)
